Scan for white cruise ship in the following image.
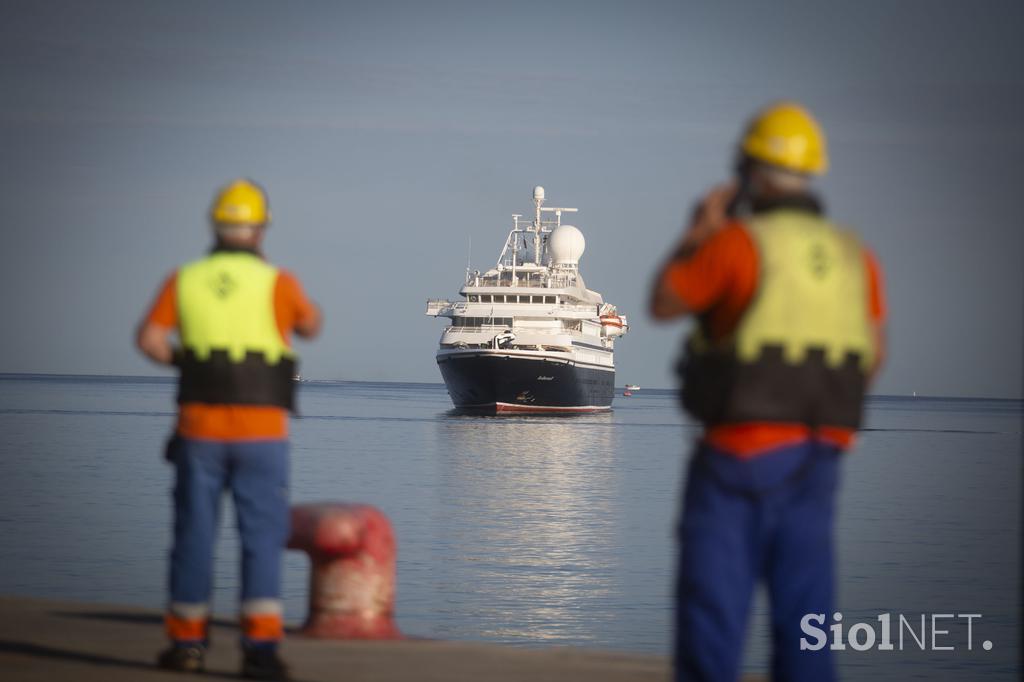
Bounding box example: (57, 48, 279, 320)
(426, 186, 627, 413)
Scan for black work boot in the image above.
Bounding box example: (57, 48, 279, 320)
(241, 646, 290, 681)
(156, 644, 206, 673)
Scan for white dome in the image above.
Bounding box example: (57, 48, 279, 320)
(548, 224, 586, 266)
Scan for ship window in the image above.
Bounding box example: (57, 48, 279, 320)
(468, 295, 478, 302)
(480, 295, 491, 303)
(545, 296, 555, 304)
(494, 295, 504, 303)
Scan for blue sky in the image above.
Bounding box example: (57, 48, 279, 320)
(1, 0, 1021, 397)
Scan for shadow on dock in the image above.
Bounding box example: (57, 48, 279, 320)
(0, 640, 241, 679)
(0, 595, 684, 682)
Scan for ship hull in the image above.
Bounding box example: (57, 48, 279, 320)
(437, 351, 614, 414)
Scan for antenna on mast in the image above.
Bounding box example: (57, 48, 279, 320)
(532, 186, 545, 264)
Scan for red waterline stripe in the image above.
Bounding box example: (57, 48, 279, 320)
(493, 402, 611, 414)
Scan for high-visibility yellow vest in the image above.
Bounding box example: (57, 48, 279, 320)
(175, 250, 297, 410)
(680, 209, 875, 429)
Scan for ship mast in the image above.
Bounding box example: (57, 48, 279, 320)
(532, 185, 544, 265)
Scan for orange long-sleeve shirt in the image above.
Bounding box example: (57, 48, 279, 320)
(660, 222, 887, 458)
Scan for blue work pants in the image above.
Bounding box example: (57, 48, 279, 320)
(167, 438, 290, 645)
(675, 440, 841, 682)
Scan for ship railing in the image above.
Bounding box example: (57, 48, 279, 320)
(462, 304, 601, 315)
(558, 304, 603, 314)
(432, 299, 601, 317)
(464, 274, 579, 289)
(443, 323, 519, 332)
(425, 299, 454, 316)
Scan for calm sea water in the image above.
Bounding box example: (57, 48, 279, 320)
(0, 375, 1019, 679)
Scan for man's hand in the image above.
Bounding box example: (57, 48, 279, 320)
(676, 182, 737, 256)
(294, 304, 323, 339)
(136, 321, 175, 365)
(649, 183, 737, 320)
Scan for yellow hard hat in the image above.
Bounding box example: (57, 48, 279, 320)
(740, 102, 828, 175)
(210, 179, 270, 225)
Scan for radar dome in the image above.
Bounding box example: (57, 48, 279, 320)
(533, 185, 545, 202)
(548, 224, 586, 266)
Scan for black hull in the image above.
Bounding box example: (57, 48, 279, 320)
(437, 352, 614, 413)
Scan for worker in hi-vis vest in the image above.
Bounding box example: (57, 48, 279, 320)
(137, 179, 321, 680)
(650, 103, 887, 682)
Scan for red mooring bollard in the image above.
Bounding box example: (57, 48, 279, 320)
(287, 503, 401, 639)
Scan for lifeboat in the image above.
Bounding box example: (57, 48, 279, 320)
(600, 314, 625, 337)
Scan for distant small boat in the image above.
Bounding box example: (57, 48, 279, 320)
(293, 373, 302, 383)
(623, 390, 633, 397)
(625, 384, 640, 391)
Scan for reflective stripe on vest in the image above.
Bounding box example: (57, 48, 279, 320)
(175, 251, 296, 410)
(680, 210, 874, 429)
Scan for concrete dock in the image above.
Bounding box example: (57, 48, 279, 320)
(0, 595, 771, 681)
(0, 595, 672, 681)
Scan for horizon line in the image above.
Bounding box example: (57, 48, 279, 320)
(0, 372, 1020, 402)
